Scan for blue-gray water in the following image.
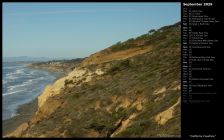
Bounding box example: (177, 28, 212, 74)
(2, 62, 58, 121)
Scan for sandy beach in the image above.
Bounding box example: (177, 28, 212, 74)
(2, 98, 38, 136)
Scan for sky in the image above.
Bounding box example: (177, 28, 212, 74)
(3, 3, 180, 58)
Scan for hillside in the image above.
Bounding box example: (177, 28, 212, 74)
(7, 22, 181, 138)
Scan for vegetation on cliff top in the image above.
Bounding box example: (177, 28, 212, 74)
(106, 21, 180, 52)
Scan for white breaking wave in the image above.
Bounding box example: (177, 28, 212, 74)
(15, 69, 25, 74)
(7, 74, 19, 80)
(5, 69, 25, 77)
(30, 71, 38, 75)
(34, 77, 45, 81)
(7, 77, 45, 91)
(11, 112, 19, 118)
(23, 73, 32, 76)
(23, 77, 44, 84)
(3, 89, 25, 96)
(7, 82, 31, 91)
(23, 79, 34, 84)
(5, 69, 25, 80)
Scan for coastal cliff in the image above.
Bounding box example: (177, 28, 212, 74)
(7, 22, 181, 138)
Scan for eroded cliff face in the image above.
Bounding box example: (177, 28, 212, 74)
(7, 22, 181, 138)
(80, 46, 152, 67)
(37, 67, 104, 108)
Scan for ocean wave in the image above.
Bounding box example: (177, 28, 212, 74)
(23, 79, 34, 84)
(7, 81, 31, 91)
(7, 77, 45, 91)
(30, 71, 38, 75)
(34, 77, 45, 81)
(3, 89, 25, 96)
(5, 69, 25, 80)
(9, 75, 19, 80)
(3, 62, 58, 120)
(6, 69, 24, 76)
(25, 77, 45, 83)
(23, 73, 32, 76)
(15, 69, 25, 74)
(3, 65, 21, 70)
(3, 79, 7, 84)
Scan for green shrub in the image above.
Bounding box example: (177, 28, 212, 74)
(107, 60, 130, 74)
(64, 79, 73, 86)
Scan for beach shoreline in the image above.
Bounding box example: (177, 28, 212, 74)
(2, 98, 38, 136)
(2, 64, 66, 137)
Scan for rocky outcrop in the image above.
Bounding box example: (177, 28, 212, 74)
(110, 113, 138, 137)
(154, 97, 181, 125)
(6, 123, 29, 137)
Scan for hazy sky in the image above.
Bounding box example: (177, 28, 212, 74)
(3, 3, 180, 58)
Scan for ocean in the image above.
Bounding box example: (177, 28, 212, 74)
(2, 61, 58, 121)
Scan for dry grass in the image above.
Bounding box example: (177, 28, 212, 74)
(81, 46, 152, 66)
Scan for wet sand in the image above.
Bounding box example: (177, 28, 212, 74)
(2, 99, 38, 136)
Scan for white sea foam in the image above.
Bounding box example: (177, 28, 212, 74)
(3, 89, 25, 96)
(6, 69, 24, 76)
(23, 79, 34, 85)
(30, 71, 37, 75)
(5, 70, 24, 80)
(6, 74, 18, 80)
(3, 79, 7, 84)
(23, 77, 45, 84)
(15, 69, 24, 74)
(7, 82, 31, 91)
(11, 112, 19, 118)
(34, 77, 45, 81)
(7, 77, 43, 91)
(23, 73, 32, 76)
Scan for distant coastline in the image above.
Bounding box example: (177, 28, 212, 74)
(3, 56, 79, 62)
(27, 58, 83, 72)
